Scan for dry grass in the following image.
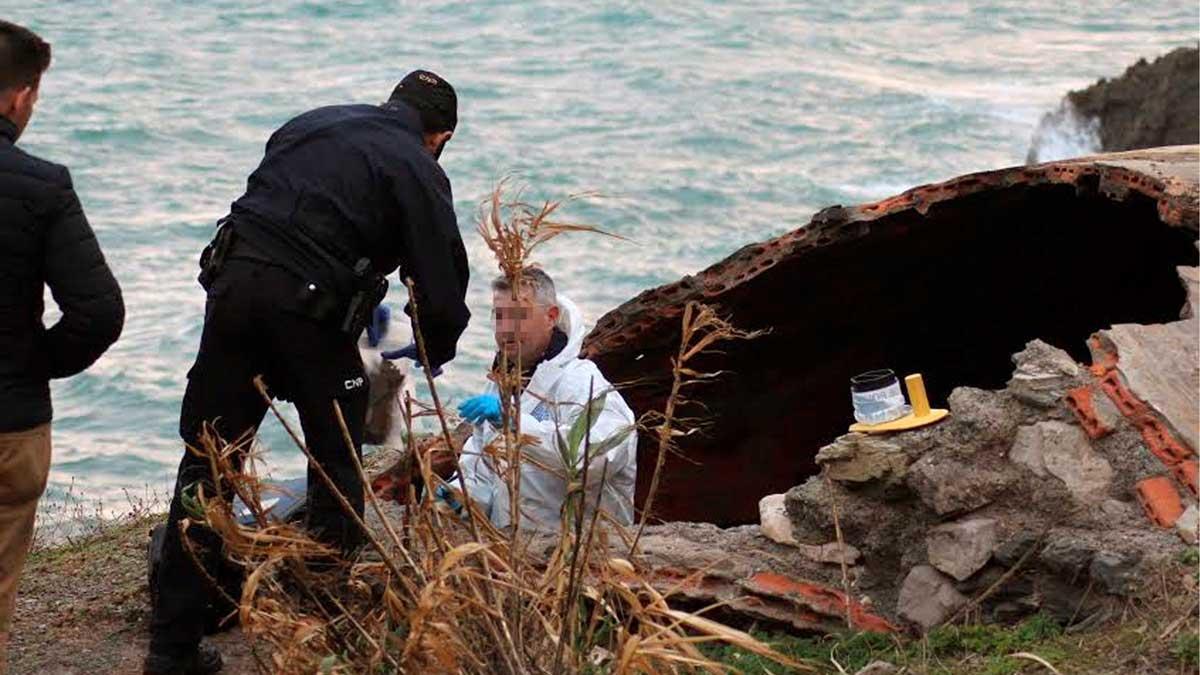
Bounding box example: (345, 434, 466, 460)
(631, 302, 765, 554)
(476, 180, 627, 288)
(176, 184, 809, 673)
(32, 480, 167, 553)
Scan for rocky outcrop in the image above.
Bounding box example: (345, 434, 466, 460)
(585, 147, 1199, 525)
(1070, 47, 1199, 153)
(1028, 48, 1198, 163)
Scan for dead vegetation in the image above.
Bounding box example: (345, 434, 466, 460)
(174, 184, 807, 673)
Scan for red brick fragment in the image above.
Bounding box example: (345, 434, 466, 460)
(743, 571, 897, 633)
(1066, 386, 1112, 439)
(1172, 460, 1199, 499)
(1136, 476, 1185, 528)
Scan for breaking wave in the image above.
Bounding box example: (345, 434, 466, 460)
(1026, 99, 1102, 164)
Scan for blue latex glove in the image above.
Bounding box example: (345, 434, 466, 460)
(381, 342, 443, 377)
(365, 304, 390, 347)
(458, 394, 502, 425)
(434, 484, 463, 515)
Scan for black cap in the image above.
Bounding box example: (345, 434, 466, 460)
(388, 70, 457, 133)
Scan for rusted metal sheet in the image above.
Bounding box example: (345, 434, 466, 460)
(584, 147, 1200, 524)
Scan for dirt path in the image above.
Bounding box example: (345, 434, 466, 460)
(9, 516, 257, 675)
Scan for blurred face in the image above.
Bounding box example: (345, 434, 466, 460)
(493, 287, 559, 365)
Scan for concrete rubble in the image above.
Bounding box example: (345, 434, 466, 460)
(783, 308, 1197, 631)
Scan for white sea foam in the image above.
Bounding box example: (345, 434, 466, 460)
(1026, 99, 1102, 164)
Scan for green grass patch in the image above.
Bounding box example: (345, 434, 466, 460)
(1173, 631, 1199, 668)
(702, 614, 1074, 674)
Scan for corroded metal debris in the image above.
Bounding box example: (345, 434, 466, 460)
(584, 147, 1200, 524)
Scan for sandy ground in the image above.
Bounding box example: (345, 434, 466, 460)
(8, 516, 257, 675)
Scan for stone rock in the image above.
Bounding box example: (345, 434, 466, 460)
(1092, 318, 1199, 454)
(907, 455, 1012, 516)
(1176, 503, 1199, 545)
(1179, 266, 1199, 320)
(1009, 425, 1049, 477)
(1008, 340, 1081, 408)
(926, 518, 998, 581)
(897, 565, 968, 630)
(1008, 421, 1113, 502)
(854, 661, 899, 675)
(1099, 499, 1138, 522)
(786, 478, 929, 568)
(1040, 537, 1094, 579)
(759, 493, 798, 546)
(1063, 47, 1199, 154)
(947, 387, 1020, 445)
(815, 434, 909, 484)
(1089, 549, 1140, 595)
(759, 494, 863, 564)
(995, 531, 1042, 567)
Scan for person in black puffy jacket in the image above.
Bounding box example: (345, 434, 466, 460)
(0, 20, 123, 672)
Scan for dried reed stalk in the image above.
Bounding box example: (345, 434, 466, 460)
(631, 301, 765, 554)
(185, 182, 806, 674)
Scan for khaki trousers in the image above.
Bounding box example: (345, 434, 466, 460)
(0, 424, 51, 675)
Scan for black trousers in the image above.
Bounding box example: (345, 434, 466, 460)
(150, 259, 369, 654)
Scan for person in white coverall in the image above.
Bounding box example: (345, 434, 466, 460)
(454, 267, 637, 530)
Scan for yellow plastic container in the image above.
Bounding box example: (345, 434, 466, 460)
(849, 373, 948, 433)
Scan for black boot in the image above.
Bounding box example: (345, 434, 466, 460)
(143, 641, 223, 675)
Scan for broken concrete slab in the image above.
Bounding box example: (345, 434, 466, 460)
(897, 565, 967, 630)
(906, 454, 1013, 516)
(1009, 421, 1113, 502)
(1179, 266, 1198, 319)
(1008, 340, 1082, 408)
(1176, 503, 1199, 545)
(1092, 318, 1199, 454)
(927, 518, 998, 581)
(815, 434, 908, 484)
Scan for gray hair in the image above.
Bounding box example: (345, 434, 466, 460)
(491, 267, 557, 306)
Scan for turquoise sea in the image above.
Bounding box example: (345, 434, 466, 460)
(6, 1, 1196, 515)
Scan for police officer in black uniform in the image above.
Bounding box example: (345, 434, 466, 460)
(145, 70, 470, 675)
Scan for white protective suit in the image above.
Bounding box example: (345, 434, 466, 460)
(358, 311, 415, 449)
(458, 294, 637, 531)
